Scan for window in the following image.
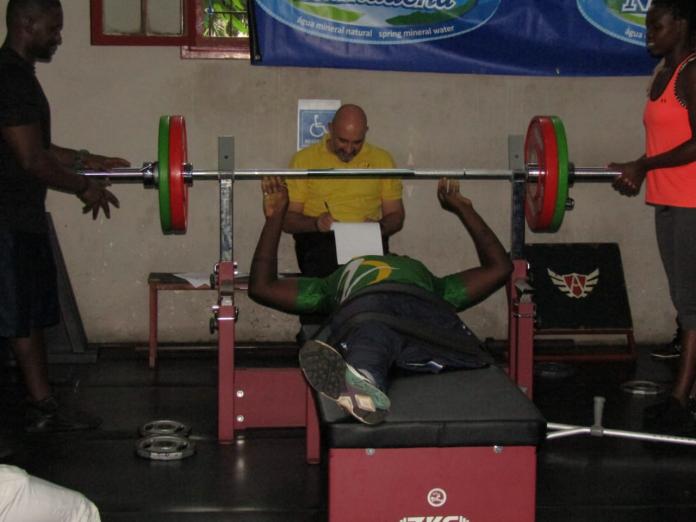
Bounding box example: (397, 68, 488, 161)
(90, 0, 250, 59)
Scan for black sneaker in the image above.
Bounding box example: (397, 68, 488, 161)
(299, 340, 390, 425)
(25, 396, 102, 433)
(650, 330, 682, 360)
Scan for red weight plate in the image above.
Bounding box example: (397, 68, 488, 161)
(524, 116, 559, 232)
(168, 115, 188, 234)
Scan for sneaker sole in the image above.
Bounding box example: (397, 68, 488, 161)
(299, 340, 347, 400)
(299, 340, 390, 425)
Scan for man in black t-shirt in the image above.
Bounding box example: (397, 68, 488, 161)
(0, 0, 129, 436)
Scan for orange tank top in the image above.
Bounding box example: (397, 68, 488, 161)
(644, 54, 696, 207)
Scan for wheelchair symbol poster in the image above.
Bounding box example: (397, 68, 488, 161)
(297, 99, 340, 150)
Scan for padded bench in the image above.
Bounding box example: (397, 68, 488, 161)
(316, 365, 546, 522)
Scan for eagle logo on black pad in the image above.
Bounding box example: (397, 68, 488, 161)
(547, 268, 599, 299)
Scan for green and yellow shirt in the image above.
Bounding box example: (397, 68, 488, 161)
(295, 255, 470, 314)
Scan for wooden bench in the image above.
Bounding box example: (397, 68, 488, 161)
(147, 272, 215, 369)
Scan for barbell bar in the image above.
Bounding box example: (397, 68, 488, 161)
(81, 115, 621, 234)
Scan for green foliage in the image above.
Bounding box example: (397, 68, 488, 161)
(203, 0, 249, 38)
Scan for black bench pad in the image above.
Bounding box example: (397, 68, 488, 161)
(317, 365, 546, 448)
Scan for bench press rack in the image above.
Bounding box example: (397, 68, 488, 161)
(83, 124, 696, 522)
(205, 135, 538, 451)
(80, 119, 628, 451)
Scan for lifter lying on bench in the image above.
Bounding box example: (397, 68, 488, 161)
(249, 177, 512, 424)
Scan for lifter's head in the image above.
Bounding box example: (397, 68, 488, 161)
(5, 0, 63, 63)
(646, 0, 696, 56)
(328, 104, 369, 163)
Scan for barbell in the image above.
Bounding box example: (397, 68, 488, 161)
(81, 115, 620, 234)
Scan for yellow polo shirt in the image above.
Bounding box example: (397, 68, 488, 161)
(287, 135, 402, 221)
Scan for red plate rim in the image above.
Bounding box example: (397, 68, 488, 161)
(524, 116, 559, 231)
(168, 115, 188, 234)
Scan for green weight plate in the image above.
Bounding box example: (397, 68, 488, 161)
(549, 116, 569, 232)
(158, 116, 172, 234)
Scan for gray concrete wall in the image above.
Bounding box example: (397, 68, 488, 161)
(0, 1, 670, 346)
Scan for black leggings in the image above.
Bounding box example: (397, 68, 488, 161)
(655, 206, 696, 331)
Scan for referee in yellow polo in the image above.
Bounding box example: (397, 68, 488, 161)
(283, 104, 405, 280)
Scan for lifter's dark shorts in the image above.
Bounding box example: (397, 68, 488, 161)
(0, 229, 59, 339)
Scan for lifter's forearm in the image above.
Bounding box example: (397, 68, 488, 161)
(248, 210, 301, 312)
(454, 202, 509, 270)
(250, 214, 283, 292)
(282, 211, 320, 234)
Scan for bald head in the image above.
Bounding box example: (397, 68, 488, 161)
(328, 104, 369, 163)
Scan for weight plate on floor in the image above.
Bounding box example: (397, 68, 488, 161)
(549, 116, 569, 232)
(168, 115, 188, 234)
(620, 380, 665, 396)
(524, 116, 559, 232)
(139, 419, 192, 438)
(135, 434, 195, 461)
(158, 116, 172, 234)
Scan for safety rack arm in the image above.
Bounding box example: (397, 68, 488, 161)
(213, 137, 237, 443)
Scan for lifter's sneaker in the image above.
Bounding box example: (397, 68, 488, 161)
(299, 340, 390, 425)
(650, 329, 682, 360)
(25, 396, 102, 433)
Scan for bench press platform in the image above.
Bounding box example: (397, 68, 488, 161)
(316, 365, 546, 522)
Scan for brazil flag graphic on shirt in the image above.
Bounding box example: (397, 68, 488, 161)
(295, 255, 470, 314)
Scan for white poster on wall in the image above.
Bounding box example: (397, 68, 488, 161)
(297, 99, 341, 151)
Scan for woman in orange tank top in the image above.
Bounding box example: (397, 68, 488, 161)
(610, 0, 696, 434)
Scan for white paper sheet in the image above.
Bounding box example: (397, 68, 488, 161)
(331, 222, 384, 264)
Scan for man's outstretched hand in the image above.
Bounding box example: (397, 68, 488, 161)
(79, 179, 120, 219)
(437, 178, 472, 212)
(261, 176, 289, 219)
(81, 153, 131, 171)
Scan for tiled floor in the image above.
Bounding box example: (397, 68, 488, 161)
(1, 343, 696, 521)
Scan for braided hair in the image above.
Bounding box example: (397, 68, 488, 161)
(650, 0, 696, 29)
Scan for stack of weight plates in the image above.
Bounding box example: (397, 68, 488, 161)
(135, 419, 195, 461)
